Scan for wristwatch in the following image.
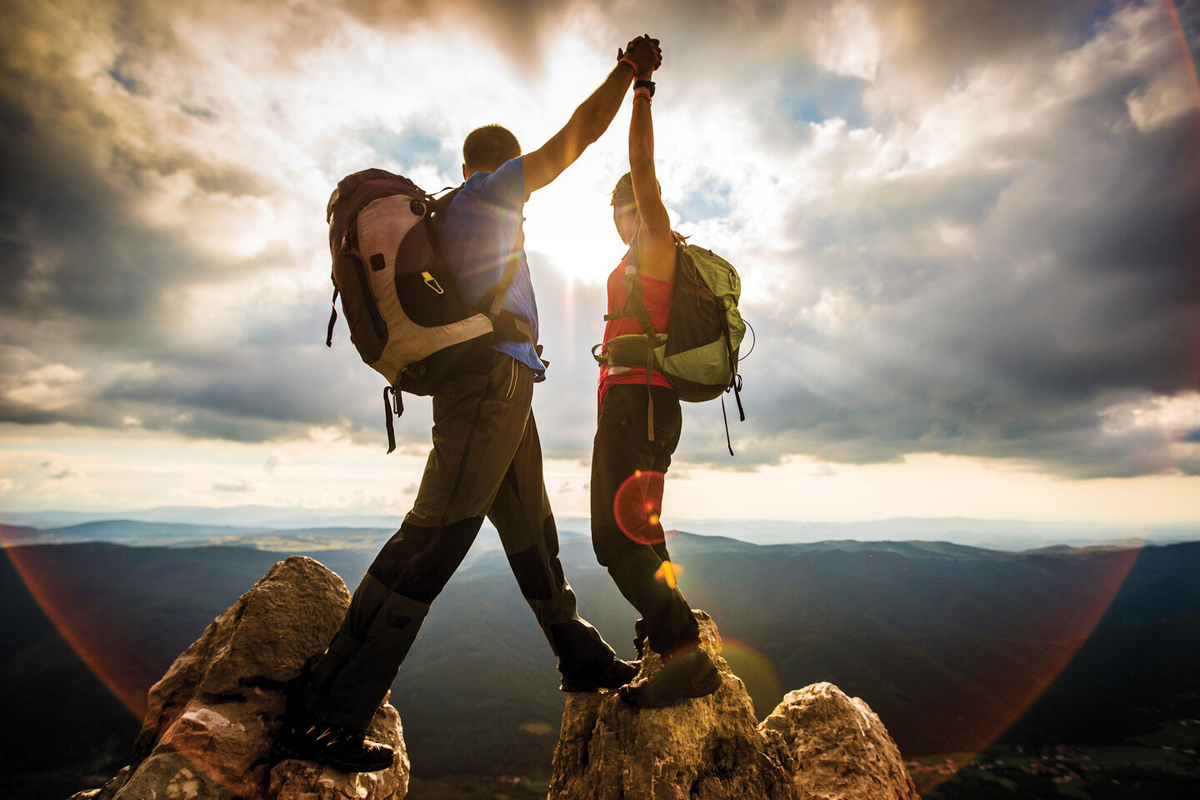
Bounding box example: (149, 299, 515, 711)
(634, 79, 655, 98)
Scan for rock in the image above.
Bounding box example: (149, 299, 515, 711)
(549, 611, 917, 800)
(550, 611, 794, 800)
(70, 556, 410, 800)
(762, 683, 919, 800)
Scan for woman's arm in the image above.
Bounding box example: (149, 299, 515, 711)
(523, 36, 661, 194)
(629, 72, 677, 282)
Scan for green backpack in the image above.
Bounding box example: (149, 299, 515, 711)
(594, 241, 747, 454)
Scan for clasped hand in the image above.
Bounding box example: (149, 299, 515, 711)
(620, 34, 662, 77)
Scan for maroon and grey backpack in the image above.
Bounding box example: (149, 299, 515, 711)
(325, 168, 532, 451)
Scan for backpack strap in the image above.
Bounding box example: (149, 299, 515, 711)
(719, 376, 745, 457)
(325, 286, 339, 348)
(717, 289, 744, 456)
(478, 230, 536, 345)
(601, 248, 665, 443)
(479, 249, 535, 344)
(383, 385, 403, 454)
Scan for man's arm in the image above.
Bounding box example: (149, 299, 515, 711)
(522, 36, 661, 194)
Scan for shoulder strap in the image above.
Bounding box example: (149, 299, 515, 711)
(601, 245, 666, 443)
(603, 248, 661, 340)
(477, 221, 525, 317)
(431, 186, 535, 347)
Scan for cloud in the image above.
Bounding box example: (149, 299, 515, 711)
(213, 478, 254, 493)
(0, 0, 1196, 482)
(675, 1, 1200, 478)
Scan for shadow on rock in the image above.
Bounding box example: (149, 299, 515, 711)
(69, 556, 410, 800)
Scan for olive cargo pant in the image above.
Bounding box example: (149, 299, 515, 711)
(304, 355, 617, 731)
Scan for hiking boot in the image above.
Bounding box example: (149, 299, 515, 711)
(633, 618, 648, 660)
(273, 717, 395, 773)
(618, 648, 722, 708)
(560, 657, 640, 693)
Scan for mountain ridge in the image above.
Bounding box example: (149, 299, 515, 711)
(1, 531, 1197, 798)
(5, 507, 1199, 550)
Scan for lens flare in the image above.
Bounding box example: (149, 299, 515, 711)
(913, 541, 1146, 793)
(613, 469, 674, 546)
(654, 560, 683, 588)
(719, 639, 784, 721)
(0, 539, 147, 721)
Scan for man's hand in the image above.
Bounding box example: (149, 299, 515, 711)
(619, 34, 662, 77)
(522, 34, 663, 195)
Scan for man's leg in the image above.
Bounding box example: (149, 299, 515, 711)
(295, 356, 539, 736)
(486, 406, 631, 689)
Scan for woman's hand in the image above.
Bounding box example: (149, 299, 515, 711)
(620, 34, 662, 77)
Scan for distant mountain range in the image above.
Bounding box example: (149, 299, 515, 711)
(1, 521, 1198, 799)
(4, 506, 1199, 551)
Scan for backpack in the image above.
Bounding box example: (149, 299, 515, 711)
(325, 168, 532, 452)
(594, 240, 747, 455)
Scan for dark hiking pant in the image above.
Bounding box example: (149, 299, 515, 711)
(591, 384, 700, 659)
(304, 355, 617, 731)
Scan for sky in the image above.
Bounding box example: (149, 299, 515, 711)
(0, 0, 1198, 526)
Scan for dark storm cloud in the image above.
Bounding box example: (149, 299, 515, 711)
(0, 0, 399, 447)
(879, 0, 1108, 70)
(721, 90, 1200, 477)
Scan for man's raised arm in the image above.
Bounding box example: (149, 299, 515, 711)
(522, 36, 662, 194)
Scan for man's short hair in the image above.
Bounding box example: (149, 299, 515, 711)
(463, 125, 521, 173)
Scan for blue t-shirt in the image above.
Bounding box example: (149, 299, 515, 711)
(439, 156, 544, 379)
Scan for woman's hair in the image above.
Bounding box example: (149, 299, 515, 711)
(611, 172, 637, 216)
(611, 172, 686, 243)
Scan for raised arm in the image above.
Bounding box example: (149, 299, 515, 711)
(523, 36, 662, 194)
(629, 65, 677, 282)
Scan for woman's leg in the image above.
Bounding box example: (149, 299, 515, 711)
(590, 385, 698, 657)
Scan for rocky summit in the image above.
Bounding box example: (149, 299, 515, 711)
(72, 557, 915, 800)
(70, 556, 409, 800)
(549, 611, 918, 800)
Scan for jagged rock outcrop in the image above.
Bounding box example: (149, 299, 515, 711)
(70, 556, 409, 800)
(68, 556, 913, 800)
(549, 611, 917, 800)
(763, 683, 919, 800)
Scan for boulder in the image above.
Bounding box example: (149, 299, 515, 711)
(70, 556, 409, 800)
(549, 611, 917, 800)
(762, 683, 919, 800)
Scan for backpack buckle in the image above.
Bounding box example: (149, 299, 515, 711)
(421, 271, 444, 294)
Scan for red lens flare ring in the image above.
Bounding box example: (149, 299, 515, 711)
(613, 469, 675, 546)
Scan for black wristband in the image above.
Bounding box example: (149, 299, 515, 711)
(634, 79, 655, 97)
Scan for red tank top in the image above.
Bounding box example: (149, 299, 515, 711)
(598, 253, 675, 400)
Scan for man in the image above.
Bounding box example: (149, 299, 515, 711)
(276, 35, 664, 773)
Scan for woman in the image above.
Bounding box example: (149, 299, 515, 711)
(590, 67, 722, 708)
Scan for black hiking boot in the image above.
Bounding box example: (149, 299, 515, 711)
(560, 657, 640, 693)
(633, 618, 648, 660)
(273, 717, 395, 773)
(618, 647, 722, 708)
(274, 657, 394, 772)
